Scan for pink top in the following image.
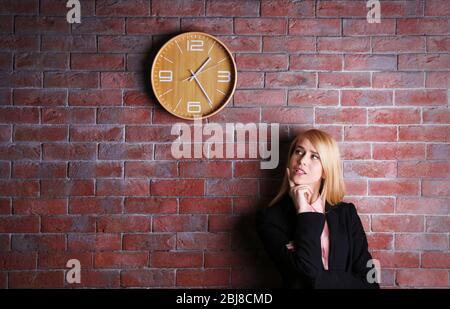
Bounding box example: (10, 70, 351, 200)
(308, 196, 330, 270)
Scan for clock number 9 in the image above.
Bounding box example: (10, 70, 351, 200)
(159, 70, 173, 82)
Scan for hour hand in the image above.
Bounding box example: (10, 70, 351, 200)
(189, 69, 212, 107)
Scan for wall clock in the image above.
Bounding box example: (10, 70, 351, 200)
(151, 32, 237, 120)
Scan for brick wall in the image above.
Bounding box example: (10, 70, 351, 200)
(0, 0, 449, 288)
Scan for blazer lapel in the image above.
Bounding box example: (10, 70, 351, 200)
(325, 202, 338, 270)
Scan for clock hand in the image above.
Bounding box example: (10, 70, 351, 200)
(181, 61, 225, 82)
(182, 57, 211, 82)
(189, 69, 213, 108)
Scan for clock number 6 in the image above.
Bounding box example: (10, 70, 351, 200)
(187, 101, 201, 114)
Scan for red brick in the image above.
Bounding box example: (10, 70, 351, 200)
(124, 90, 155, 106)
(95, 252, 148, 269)
(69, 197, 122, 215)
(152, 0, 204, 16)
(205, 251, 257, 267)
(66, 270, 120, 288)
(152, 252, 203, 268)
(395, 90, 447, 106)
(44, 107, 95, 125)
(69, 90, 122, 107)
(126, 17, 179, 35)
(372, 215, 423, 232)
(289, 19, 340, 36)
(43, 143, 96, 160)
(371, 251, 419, 268)
(41, 216, 96, 233)
(0, 71, 41, 88)
(208, 215, 241, 232)
(181, 18, 233, 35)
(121, 270, 174, 287)
(263, 36, 315, 53)
(125, 161, 176, 178)
(101, 72, 140, 88)
(41, 35, 96, 52)
(0, 144, 40, 160)
(220, 36, 261, 53)
(179, 198, 231, 214)
(319, 72, 370, 88)
(289, 90, 338, 106)
(123, 233, 176, 251)
(343, 19, 396, 36)
(9, 271, 64, 288)
(179, 161, 230, 178)
(236, 54, 288, 71)
(427, 144, 450, 160)
(176, 269, 229, 287)
(422, 252, 450, 269)
(208, 107, 260, 123)
(369, 179, 420, 196)
(369, 108, 420, 124)
(13, 89, 66, 106)
(341, 90, 393, 107)
(291, 54, 342, 71)
(70, 125, 123, 142)
(45, 72, 98, 88)
(372, 36, 425, 53)
(71, 54, 124, 71)
(234, 90, 286, 106)
(0, 252, 36, 269)
(40, 179, 94, 197)
(266, 72, 315, 88)
(11, 234, 65, 252)
(98, 36, 151, 53)
(15, 52, 68, 70)
(425, 0, 450, 16)
(0, 180, 39, 197)
(398, 161, 449, 178)
(366, 233, 393, 250)
(399, 54, 450, 71)
(0, 108, 39, 124)
(207, 179, 258, 196)
(344, 55, 396, 71)
(96, 179, 149, 196)
(98, 108, 151, 124)
(426, 72, 450, 87)
(0, 126, 10, 142)
(152, 179, 204, 196)
(13, 162, 66, 179)
(208, 0, 258, 16)
(14, 125, 67, 142)
(399, 126, 449, 142)
(38, 252, 92, 269)
(373, 72, 424, 88)
(69, 162, 122, 178)
(396, 234, 448, 251)
(72, 17, 125, 34)
(398, 18, 449, 35)
(261, 0, 314, 17)
(317, 1, 366, 17)
(396, 269, 448, 287)
(176, 232, 230, 250)
(96, 0, 150, 16)
(124, 197, 176, 214)
(345, 179, 368, 196)
(339, 143, 371, 160)
(426, 216, 450, 232)
(344, 126, 397, 142)
(318, 37, 370, 52)
(422, 180, 450, 197)
(344, 161, 396, 178)
(235, 18, 286, 35)
(261, 107, 312, 124)
(15, 16, 69, 34)
(424, 107, 450, 124)
(98, 144, 153, 160)
(316, 108, 366, 124)
(0, 0, 38, 14)
(153, 215, 207, 232)
(427, 36, 450, 52)
(97, 215, 151, 233)
(0, 34, 39, 51)
(13, 199, 66, 215)
(373, 143, 425, 160)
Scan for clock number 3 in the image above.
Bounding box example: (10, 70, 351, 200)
(217, 71, 230, 83)
(187, 40, 203, 52)
(187, 101, 201, 114)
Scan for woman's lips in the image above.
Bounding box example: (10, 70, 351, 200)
(293, 168, 307, 175)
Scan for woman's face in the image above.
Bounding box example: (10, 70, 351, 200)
(289, 138, 324, 191)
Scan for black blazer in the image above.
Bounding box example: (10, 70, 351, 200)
(256, 194, 380, 289)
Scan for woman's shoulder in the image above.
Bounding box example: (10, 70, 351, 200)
(328, 200, 359, 218)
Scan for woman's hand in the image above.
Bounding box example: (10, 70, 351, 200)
(287, 168, 314, 214)
(286, 241, 296, 252)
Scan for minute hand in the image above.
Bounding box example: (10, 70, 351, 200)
(188, 60, 226, 80)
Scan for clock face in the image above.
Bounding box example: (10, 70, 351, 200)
(151, 32, 237, 120)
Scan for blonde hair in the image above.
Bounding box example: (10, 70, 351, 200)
(268, 129, 345, 207)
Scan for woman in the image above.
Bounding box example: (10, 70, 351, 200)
(256, 129, 379, 289)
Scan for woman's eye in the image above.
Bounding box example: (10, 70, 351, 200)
(312, 155, 320, 160)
